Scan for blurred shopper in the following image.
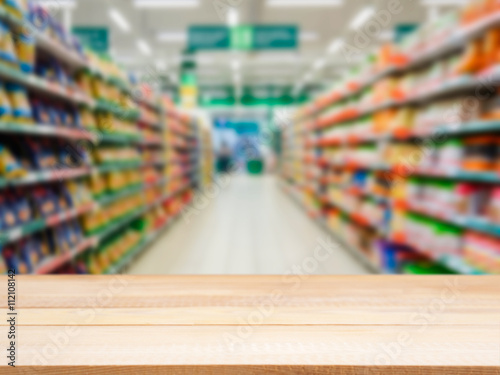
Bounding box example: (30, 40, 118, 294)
(217, 141, 233, 173)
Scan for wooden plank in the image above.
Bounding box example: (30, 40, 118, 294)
(4, 366, 500, 375)
(5, 326, 499, 366)
(4, 275, 500, 308)
(12, 306, 500, 326)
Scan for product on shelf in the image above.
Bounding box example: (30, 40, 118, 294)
(0, 142, 25, 177)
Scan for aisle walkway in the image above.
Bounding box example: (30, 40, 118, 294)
(127, 175, 369, 275)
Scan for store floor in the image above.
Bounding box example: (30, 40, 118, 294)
(127, 175, 370, 275)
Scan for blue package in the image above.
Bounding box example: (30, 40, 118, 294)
(32, 187, 59, 218)
(0, 195, 18, 230)
(19, 237, 42, 273)
(12, 193, 32, 225)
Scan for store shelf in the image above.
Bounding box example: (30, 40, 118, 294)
(0, 122, 97, 141)
(91, 207, 147, 245)
(94, 185, 144, 207)
(317, 219, 381, 274)
(99, 132, 143, 145)
(323, 197, 386, 235)
(34, 237, 96, 275)
(281, 182, 380, 273)
(138, 116, 163, 130)
(406, 10, 500, 70)
(103, 215, 179, 275)
(406, 203, 500, 238)
(0, 5, 88, 72)
(0, 63, 93, 107)
(139, 138, 164, 147)
(94, 100, 139, 121)
(0, 167, 90, 189)
(92, 161, 144, 174)
(0, 203, 95, 246)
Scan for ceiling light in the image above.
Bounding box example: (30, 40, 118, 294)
(134, 0, 199, 8)
(313, 58, 326, 70)
(420, 0, 468, 5)
(109, 8, 130, 33)
(300, 31, 318, 42)
(227, 8, 239, 27)
(350, 6, 375, 30)
(268, 0, 342, 6)
(231, 59, 240, 71)
(137, 40, 152, 55)
(327, 38, 343, 54)
(157, 31, 187, 43)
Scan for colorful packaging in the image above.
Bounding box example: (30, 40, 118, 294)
(23, 138, 57, 169)
(32, 187, 59, 217)
(2, 246, 28, 274)
(12, 26, 35, 73)
(0, 195, 18, 230)
(19, 237, 42, 273)
(5, 83, 32, 124)
(3, 0, 28, 18)
(12, 193, 32, 224)
(0, 143, 25, 178)
(0, 21, 17, 64)
(0, 82, 12, 122)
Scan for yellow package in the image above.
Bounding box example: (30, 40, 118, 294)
(0, 82, 12, 122)
(0, 20, 17, 65)
(88, 173, 106, 196)
(106, 171, 126, 191)
(0, 143, 25, 178)
(6, 83, 32, 124)
(12, 26, 34, 73)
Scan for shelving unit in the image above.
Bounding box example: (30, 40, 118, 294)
(282, 6, 500, 275)
(0, 2, 202, 274)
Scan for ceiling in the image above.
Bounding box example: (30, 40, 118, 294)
(49, 0, 467, 90)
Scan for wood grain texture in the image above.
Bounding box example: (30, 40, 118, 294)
(1, 275, 499, 374)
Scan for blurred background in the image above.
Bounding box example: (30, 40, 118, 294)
(0, 0, 498, 275)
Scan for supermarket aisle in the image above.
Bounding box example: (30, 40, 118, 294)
(127, 175, 369, 275)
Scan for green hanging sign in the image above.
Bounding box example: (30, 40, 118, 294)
(188, 25, 298, 51)
(72, 27, 109, 54)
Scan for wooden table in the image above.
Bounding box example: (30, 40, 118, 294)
(1, 275, 499, 374)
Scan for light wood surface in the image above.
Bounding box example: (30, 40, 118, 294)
(1, 275, 499, 374)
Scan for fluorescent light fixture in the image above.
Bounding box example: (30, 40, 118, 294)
(327, 38, 343, 54)
(350, 6, 375, 30)
(157, 31, 187, 43)
(268, 0, 342, 6)
(231, 59, 240, 71)
(137, 39, 152, 55)
(300, 31, 318, 42)
(134, 0, 199, 8)
(227, 8, 239, 26)
(420, 0, 468, 5)
(35, 0, 76, 8)
(109, 8, 130, 33)
(313, 58, 326, 70)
